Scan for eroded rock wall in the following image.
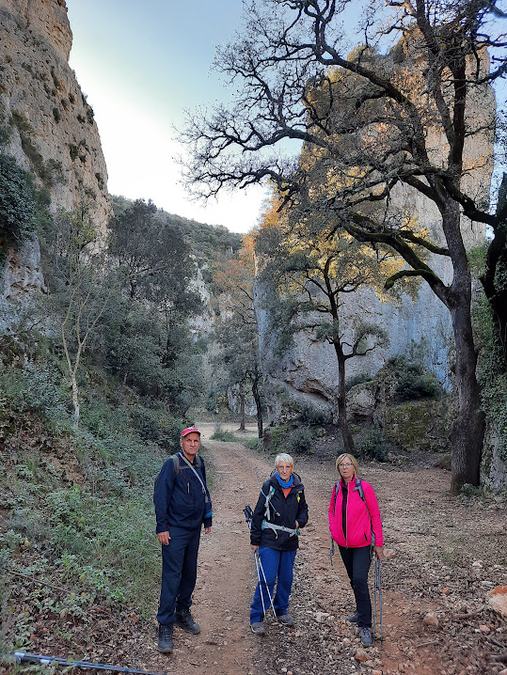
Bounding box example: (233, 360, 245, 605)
(0, 0, 109, 320)
(256, 43, 494, 421)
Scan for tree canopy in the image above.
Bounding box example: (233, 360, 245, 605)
(182, 0, 507, 491)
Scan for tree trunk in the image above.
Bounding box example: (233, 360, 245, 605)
(70, 372, 80, 428)
(252, 377, 263, 438)
(481, 172, 507, 364)
(448, 300, 485, 493)
(238, 387, 246, 431)
(334, 342, 355, 454)
(437, 200, 485, 493)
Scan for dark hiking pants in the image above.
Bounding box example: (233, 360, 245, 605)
(339, 545, 372, 627)
(157, 526, 201, 625)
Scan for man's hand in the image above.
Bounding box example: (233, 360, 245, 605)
(204, 526, 212, 534)
(374, 545, 384, 560)
(157, 531, 171, 545)
(251, 544, 259, 551)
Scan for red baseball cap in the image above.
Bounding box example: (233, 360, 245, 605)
(180, 425, 201, 438)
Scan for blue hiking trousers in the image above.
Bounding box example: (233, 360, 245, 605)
(250, 546, 297, 624)
(157, 526, 201, 625)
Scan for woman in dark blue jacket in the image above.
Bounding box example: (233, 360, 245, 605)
(249, 452, 309, 634)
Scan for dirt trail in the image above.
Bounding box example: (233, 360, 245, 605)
(143, 429, 506, 675)
(143, 425, 268, 675)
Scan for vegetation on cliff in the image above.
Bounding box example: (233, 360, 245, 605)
(182, 0, 507, 493)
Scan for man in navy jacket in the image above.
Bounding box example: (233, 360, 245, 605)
(154, 425, 212, 654)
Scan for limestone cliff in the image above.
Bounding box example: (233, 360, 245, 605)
(256, 42, 495, 422)
(0, 0, 109, 316)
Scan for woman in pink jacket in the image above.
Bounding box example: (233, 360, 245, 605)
(328, 453, 384, 647)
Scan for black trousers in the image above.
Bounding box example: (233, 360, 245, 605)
(339, 545, 372, 628)
(157, 526, 201, 625)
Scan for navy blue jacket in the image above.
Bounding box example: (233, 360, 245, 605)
(154, 453, 212, 533)
(250, 474, 309, 551)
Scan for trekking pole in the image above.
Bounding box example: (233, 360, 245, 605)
(244, 505, 266, 617)
(376, 558, 383, 641)
(372, 561, 377, 639)
(254, 548, 267, 617)
(13, 651, 167, 674)
(329, 537, 335, 567)
(372, 557, 383, 641)
(243, 504, 278, 621)
(255, 549, 278, 620)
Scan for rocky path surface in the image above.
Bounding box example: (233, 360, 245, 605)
(141, 428, 506, 675)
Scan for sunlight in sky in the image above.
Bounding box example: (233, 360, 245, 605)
(66, 0, 270, 233)
(64, 0, 374, 233)
(77, 75, 267, 232)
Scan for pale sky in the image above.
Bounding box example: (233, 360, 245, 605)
(67, 2, 505, 234)
(66, 0, 269, 233)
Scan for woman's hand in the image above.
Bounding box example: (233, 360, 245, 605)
(251, 544, 259, 551)
(374, 545, 384, 560)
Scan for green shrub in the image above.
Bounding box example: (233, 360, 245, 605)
(297, 404, 330, 426)
(0, 364, 68, 427)
(346, 373, 373, 391)
(210, 427, 236, 441)
(286, 427, 314, 454)
(0, 154, 37, 242)
(242, 436, 262, 451)
(386, 357, 442, 401)
(81, 398, 131, 439)
(359, 427, 389, 462)
(281, 398, 331, 426)
(129, 403, 182, 450)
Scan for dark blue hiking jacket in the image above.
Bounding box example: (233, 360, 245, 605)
(154, 453, 212, 533)
(250, 473, 309, 551)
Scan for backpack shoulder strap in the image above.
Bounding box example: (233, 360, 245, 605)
(172, 452, 203, 473)
(261, 480, 276, 521)
(171, 454, 180, 475)
(332, 480, 340, 514)
(354, 477, 365, 502)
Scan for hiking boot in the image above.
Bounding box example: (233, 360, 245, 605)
(346, 611, 360, 623)
(158, 623, 174, 653)
(359, 626, 373, 647)
(250, 621, 266, 635)
(278, 614, 295, 627)
(176, 609, 201, 635)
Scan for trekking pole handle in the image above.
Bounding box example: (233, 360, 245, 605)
(14, 652, 167, 675)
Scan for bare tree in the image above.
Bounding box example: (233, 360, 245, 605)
(44, 206, 113, 427)
(258, 206, 394, 452)
(213, 238, 265, 438)
(183, 0, 507, 492)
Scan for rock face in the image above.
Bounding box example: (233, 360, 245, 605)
(0, 0, 110, 319)
(255, 43, 494, 422)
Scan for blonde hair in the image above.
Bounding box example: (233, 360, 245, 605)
(336, 453, 359, 476)
(275, 453, 294, 468)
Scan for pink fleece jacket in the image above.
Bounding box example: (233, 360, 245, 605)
(328, 478, 384, 548)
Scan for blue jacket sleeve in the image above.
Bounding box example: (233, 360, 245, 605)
(153, 459, 175, 534)
(201, 460, 213, 528)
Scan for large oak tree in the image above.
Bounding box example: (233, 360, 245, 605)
(183, 0, 507, 492)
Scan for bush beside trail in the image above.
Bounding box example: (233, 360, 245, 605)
(0, 361, 187, 665)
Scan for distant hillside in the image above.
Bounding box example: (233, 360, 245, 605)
(111, 195, 242, 280)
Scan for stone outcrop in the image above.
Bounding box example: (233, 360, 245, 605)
(0, 0, 109, 317)
(255, 41, 495, 419)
